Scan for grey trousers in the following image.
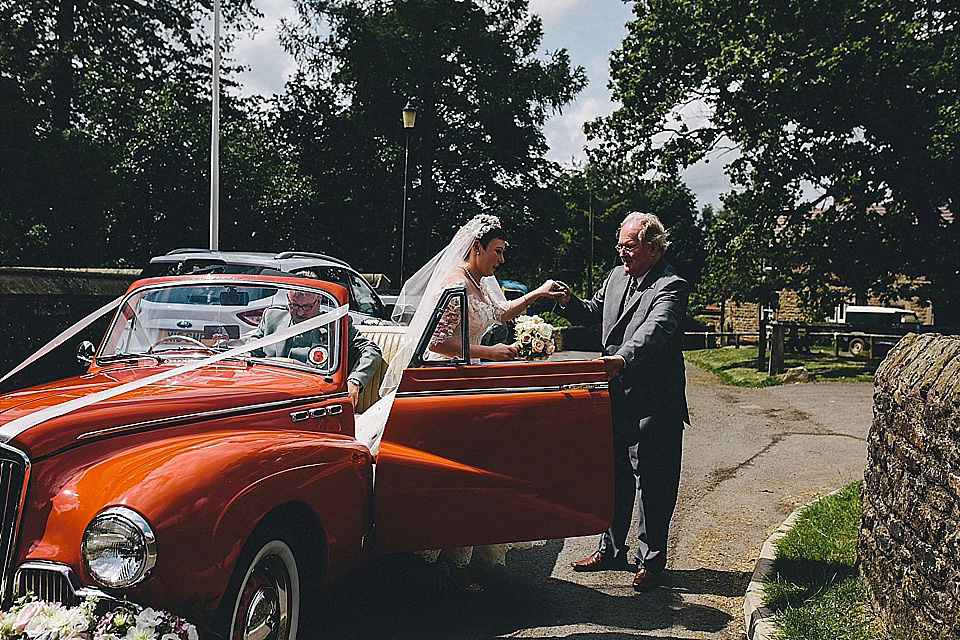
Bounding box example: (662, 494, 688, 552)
(598, 423, 683, 573)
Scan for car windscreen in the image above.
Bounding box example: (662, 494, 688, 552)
(99, 282, 343, 375)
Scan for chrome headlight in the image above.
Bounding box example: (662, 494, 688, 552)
(82, 506, 157, 588)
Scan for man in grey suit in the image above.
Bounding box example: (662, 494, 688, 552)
(249, 288, 382, 407)
(559, 212, 689, 592)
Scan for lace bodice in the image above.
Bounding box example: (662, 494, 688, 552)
(428, 276, 505, 355)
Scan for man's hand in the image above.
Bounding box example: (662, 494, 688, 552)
(599, 355, 625, 380)
(347, 380, 362, 406)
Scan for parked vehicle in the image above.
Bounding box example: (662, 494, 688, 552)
(835, 305, 921, 356)
(0, 273, 613, 639)
(142, 249, 393, 325)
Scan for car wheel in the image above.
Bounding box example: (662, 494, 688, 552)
(849, 338, 867, 357)
(224, 537, 302, 640)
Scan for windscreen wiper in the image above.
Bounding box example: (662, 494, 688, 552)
(98, 352, 165, 364)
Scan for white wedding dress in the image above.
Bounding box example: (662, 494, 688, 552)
(425, 274, 504, 360)
(354, 213, 544, 569)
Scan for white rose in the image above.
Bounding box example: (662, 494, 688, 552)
(136, 609, 162, 628)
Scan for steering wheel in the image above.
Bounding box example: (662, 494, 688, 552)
(148, 334, 216, 354)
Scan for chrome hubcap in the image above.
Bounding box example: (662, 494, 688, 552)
(236, 555, 291, 640)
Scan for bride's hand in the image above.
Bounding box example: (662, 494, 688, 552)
(534, 280, 570, 303)
(486, 342, 518, 361)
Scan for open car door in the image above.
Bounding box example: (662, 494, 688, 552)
(374, 287, 614, 553)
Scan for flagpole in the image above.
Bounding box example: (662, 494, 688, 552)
(209, 0, 221, 250)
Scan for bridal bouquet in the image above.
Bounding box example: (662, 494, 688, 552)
(513, 315, 555, 360)
(0, 596, 199, 640)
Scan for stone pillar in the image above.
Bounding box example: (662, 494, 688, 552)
(859, 333, 960, 638)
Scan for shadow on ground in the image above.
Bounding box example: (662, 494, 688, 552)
(312, 541, 747, 639)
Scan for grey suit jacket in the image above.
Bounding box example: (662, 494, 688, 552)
(562, 258, 689, 436)
(249, 309, 382, 391)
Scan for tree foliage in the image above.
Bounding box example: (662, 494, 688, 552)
(279, 0, 586, 282)
(0, 0, 304, 267)
(552, 164, 705, 299)
(590, 0, 960, 323)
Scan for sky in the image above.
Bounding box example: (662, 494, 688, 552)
(229, 0, 732, 210)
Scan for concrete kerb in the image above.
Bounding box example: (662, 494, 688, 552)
(743, 488, 846, 640)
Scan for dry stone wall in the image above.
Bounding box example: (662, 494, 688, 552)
(859, 334, 960, 638)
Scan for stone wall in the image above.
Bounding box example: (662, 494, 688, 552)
(0, 267, 138, 390)
(723, 291, 806, 333)
(859, 333, 960, 638)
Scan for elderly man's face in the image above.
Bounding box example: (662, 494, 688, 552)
(287, 291, 321, 324)
(617, 221, 661, 278)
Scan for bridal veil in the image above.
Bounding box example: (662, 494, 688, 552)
(355, 213, 506, 454)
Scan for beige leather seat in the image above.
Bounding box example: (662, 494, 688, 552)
(355, 325, 406, 413)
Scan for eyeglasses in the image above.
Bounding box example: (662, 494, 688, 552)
(615, 241, 642, 254)
(288, 300, 318, 313)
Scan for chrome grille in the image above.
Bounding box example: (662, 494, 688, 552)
(0, 446, 29, 606)
(13, 565, 80, 606)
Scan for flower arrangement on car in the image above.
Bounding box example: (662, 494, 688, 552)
(0, 596, 198, 640)
(513, 314, 555, 360)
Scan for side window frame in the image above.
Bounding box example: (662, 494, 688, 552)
(411, 286, 469, 367)
(347, 270, 386, 318)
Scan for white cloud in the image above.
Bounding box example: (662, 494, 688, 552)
(230, 0, 299, 98)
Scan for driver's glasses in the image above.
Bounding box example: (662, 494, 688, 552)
(615, 241, 641, 254)
(289, 300, 317, 313)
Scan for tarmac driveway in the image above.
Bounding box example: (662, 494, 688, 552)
(312, 358, 873, 639)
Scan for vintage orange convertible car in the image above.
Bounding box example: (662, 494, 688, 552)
(0, 274, 612, 639)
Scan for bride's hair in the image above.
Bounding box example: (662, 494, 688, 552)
(464, 213, 506, 258)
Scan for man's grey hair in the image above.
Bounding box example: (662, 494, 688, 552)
(619, 212, 671, 253)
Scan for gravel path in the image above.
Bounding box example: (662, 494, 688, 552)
(313, 356, 873, 639)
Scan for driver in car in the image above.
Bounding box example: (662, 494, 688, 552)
(248, 289, 382, 407)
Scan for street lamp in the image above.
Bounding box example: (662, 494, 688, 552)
(399, 100, 417, 285)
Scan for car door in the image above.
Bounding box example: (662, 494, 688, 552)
(373, 287, 614, 553)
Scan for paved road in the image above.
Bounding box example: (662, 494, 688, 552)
(313, 354, 873, 639)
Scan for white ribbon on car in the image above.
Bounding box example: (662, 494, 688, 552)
(0, 304, 349, 443)
(0, 294, 125, 385)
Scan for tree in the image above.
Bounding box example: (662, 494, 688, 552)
(589, 0, 960, 323)
(0, 0, 260, 266)
(280, 0, 586, 281)
(551, 164, 705, 299)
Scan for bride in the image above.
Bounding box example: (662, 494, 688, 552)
(356, 213, 565, 592)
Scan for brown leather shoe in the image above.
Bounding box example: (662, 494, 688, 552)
(632, 568, 659, 592)
(571, 551, 625, 572)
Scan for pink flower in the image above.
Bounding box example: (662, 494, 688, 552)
(13, 601, 43, 632)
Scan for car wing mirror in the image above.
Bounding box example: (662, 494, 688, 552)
(77, 341, 95, 366)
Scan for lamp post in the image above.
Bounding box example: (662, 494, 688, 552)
(399, 100, 417, 285)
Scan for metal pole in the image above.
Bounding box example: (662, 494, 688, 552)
(400, 131, 410, 285)
(588, 189, 594, 293)
(209, 0, 220, 250)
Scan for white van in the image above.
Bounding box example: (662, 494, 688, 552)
(836, 305, 921, 356)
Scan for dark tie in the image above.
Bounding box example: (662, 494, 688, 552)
(619, 277, 638, 315)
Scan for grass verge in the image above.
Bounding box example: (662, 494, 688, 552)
(683, 347, 879, 387)
(764, 482, 894, 640)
